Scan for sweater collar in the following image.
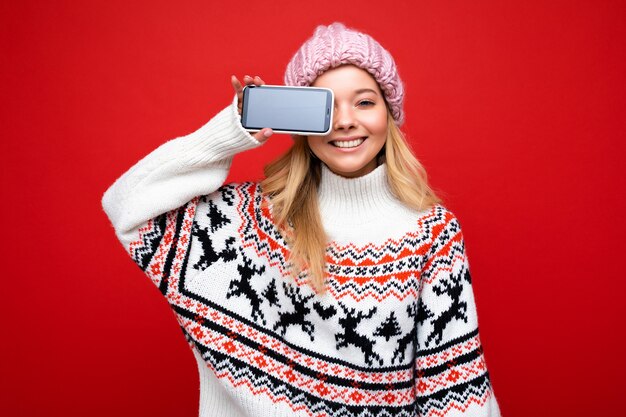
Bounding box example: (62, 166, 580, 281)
(317, 162, 399, 224)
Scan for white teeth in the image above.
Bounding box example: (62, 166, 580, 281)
(332, 138, 365, 148)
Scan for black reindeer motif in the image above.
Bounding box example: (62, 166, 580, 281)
(313, 302, 337, 320)
(335, 302, 382, 366)
(206, 200, 230, 232)
(273, 283, 316, 341)
(191, 224, 237, 271)
(425, 268, 470, 347)
(391, 303, 418, 364)
(227, 253, 267, 324)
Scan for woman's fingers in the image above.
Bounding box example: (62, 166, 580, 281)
(232, 75, 246, 114)
(231, 74, 272, 142)
(232, 74, 265, 96)
(231, 75, 243, 93)
(243, 75, 265, 86)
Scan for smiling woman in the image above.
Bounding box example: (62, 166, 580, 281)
(102, 21, 501, 417)
(307, 65, 388, 178)
(263, 57, 442, 292)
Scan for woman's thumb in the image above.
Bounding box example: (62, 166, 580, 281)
(255, 128, 273, 143)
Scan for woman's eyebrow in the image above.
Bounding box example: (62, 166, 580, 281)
(354, 88, 379, 95)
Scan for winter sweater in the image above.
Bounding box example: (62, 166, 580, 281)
(102, 94, 502, 417)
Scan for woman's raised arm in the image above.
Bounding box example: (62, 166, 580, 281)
(102, 75, 272, 253)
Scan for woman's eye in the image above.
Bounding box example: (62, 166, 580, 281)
(358, 100, 375, 107)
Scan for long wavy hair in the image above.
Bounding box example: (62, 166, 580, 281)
(260, 107, 442, 292)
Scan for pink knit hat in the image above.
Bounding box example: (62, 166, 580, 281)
(284, 22, 405, 126)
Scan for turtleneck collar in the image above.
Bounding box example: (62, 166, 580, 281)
(317, 162, 404, 225)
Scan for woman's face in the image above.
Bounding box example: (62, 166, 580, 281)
(308, 65, 388, 178)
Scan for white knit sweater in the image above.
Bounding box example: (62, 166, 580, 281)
(102, 95, 502, 417)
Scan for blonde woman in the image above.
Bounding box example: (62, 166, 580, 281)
(103, 22, 501, 417)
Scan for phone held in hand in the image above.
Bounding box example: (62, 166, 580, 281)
(241, 85, 334, 136)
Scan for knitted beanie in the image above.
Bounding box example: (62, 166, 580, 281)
(284, 22, 405, 126)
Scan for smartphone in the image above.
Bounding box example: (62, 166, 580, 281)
(241, 85, 334, 136)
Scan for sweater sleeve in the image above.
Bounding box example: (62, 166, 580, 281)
(415, 207, 501, 417)
(101, 94, 262, 264)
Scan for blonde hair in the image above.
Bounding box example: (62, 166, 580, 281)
(260, 108, 442, 292)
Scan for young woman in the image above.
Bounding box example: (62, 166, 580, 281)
(103, 22, 501, 417)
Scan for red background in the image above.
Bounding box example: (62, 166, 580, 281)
(1, 1, 625, 416)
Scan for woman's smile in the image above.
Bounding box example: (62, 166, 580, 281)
(329, 136, 367, 150)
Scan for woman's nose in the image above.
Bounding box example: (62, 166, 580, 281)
(333, 106, 357, 130)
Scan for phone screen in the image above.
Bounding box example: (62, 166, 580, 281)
(242, 86, 333, 135)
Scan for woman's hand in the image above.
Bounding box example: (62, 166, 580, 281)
(231, 74, 273, 143)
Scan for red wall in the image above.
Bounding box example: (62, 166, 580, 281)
(2, 1, 625, 416)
